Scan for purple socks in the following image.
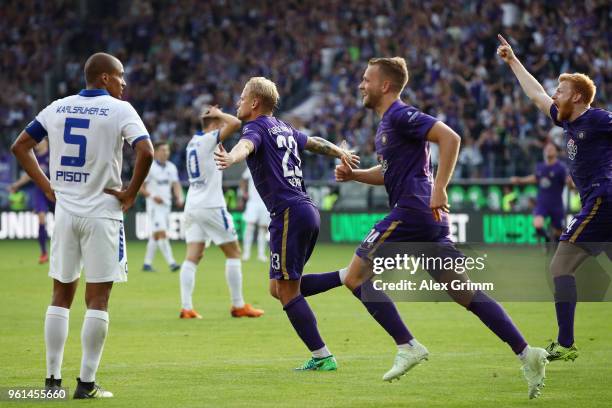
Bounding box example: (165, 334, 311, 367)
(554, 275, 577, 347)
(467, 290, 527, 354)
(352, 280, 413, 345)
(38, 224, 48, 255)
(300, 271, 342, 297)
(283, 295, 325, 351)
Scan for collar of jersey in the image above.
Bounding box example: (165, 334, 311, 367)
(195, 130, 205, 136)
(79, 89, 110, 97)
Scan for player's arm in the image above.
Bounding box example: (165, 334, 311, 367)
(10, 131, 55, 202)
(510, 175, 537, 185)
(172, 181, 184, 208)
(214, 139, 254, 170)
(305, 137, 360, 169)
(239, 177, 249, 202)
(8, 171, 32, 192)
(497, 34, 553, 117)
(566, 175, 575, 189)
(335, 164, 384, 185)
(105, 139, 154, 212)
(203, 106, 242, 142)
(426, 121, 460, 221)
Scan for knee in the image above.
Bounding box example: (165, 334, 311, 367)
(269, 287, 279, 300)
(85, 294, 109, 311)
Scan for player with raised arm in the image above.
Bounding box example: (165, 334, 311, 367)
(332, 57, 549, 398)
(214, 77, 359, 371)
(141, 141, 183, 272)
(511, 143, 569, 243)
(498, 34, 612, 362)
(240, 167, 270, 262)
(9, 138, 53, 263)
(179, 105, 264, 319)
(11, 53, 153, 398)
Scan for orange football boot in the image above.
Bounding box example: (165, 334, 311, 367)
(231, 304, 264, 318)
(179, 309, 202, 319)
(39, 253, 49, 264)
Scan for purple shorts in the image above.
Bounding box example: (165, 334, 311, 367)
(31, 186, 52, 213)
(560, 195, 612, 255)
(534, 205, 564, 229)
(356, 207, 460, 259)
(268, 202, 320, 280)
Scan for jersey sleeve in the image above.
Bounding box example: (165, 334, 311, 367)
(549, 104, 563, 127)
(241, 124, 262, 153)
(596, 110, 612, 135)
(291, 128, 309, 152)
(119, 102, 150, 147)
(170, 163, 179, 182)
(392, 107, 438, 141)
(25, 102, 55, 142)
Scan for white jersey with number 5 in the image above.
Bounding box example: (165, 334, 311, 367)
(185, 129, 226, 210)
(25, 89, 149, 220)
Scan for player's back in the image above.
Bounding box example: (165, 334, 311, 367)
(28, 89, 148, 220)
(241, 116, 310, 215)
(535, 161, 566, 207)
(185, 129, 226, 210)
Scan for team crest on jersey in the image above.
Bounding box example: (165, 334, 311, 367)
(578, 131, 585, 139)
(567, 138, 577, 160)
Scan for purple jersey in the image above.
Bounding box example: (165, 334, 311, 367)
(240, 115, 310, 214)
(375, 100, 439, 218)
(535, 160, 566, 208)
(550, 105, 612, 201)
(36, 149, 50, 177)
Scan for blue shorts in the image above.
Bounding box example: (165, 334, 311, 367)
(560, 195, 612, 256)
(268, 202, 320, 280)
(32, 187, 52, 213)
(534, 205, 564, 229)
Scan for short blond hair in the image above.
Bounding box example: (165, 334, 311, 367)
(558, 73, 596, 105)
(368, 57, 409, 93)
(245, 77, 280, 112)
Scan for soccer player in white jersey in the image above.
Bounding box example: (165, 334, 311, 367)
(140, 141, 183, 272)
(10, 53, 153, 399)
(240, 167, 270, 261)
(179, 106, 264, 319)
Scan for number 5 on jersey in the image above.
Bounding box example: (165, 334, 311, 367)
(57, 117, 91, 183)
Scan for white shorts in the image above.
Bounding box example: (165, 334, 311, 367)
(184, 207, 237, 245)
(243, 200, 270, 226)
(49, 205, 127, 283)
(147, 203, 170, 233)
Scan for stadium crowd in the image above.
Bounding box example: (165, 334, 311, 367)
(1, 0, 610, 183)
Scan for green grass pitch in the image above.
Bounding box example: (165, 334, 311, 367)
(1, 240, 611, 407)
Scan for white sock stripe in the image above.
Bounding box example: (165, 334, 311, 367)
(226, 258, 241, 267)
(47, 306, 70, 318)
(85, 309, 109, 322)
(182, 260, 197, 270)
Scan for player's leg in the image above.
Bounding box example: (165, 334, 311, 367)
(242, 222, 255, 261)
(300, 267, 348, 297)
(257, 224, 268, 261)
(73, 216, 127, 399)
(271, 204, 335, 370)
(37, 211, 49, 263)
(45, 206, 81, 390)
(179, 242, 205, 319)
(546, 241, 589, 361)
(533, 214, 549, 242)
(155, 229, 179, 271)
(143, 207, 158, 271)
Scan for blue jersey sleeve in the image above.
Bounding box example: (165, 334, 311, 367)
(292, 128, 309, 152)
(241, 124, 263, 153)
(392, 107, 438, 141)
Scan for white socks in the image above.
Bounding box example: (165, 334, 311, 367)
(312, 345, 332, 358)
(144, 237, 157, 265)
(79, 310, 109, 383)
(180, 260, 197, 309)
(45, 306, 69, 379)
(158, 238, 176, 266)
(257, 226, 267, 259)
(339, 267, 348, 284)
(225, 258, 245, 308)
(518, 345, 530, 362)
(242, 223, 255, 260)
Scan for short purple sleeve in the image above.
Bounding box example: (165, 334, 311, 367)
(241, 124, 262, 153)
(549, 104, 562, 126)
(392, 107, 438, 140)
(292, 128, 309, 152)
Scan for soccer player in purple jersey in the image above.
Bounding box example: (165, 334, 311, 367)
(331, 57, 548, 398)
(498, 34, 612, 363)
(214, 77, 359, 371)
(511, 143, 569, 243)
(9, 138, 53, 264)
